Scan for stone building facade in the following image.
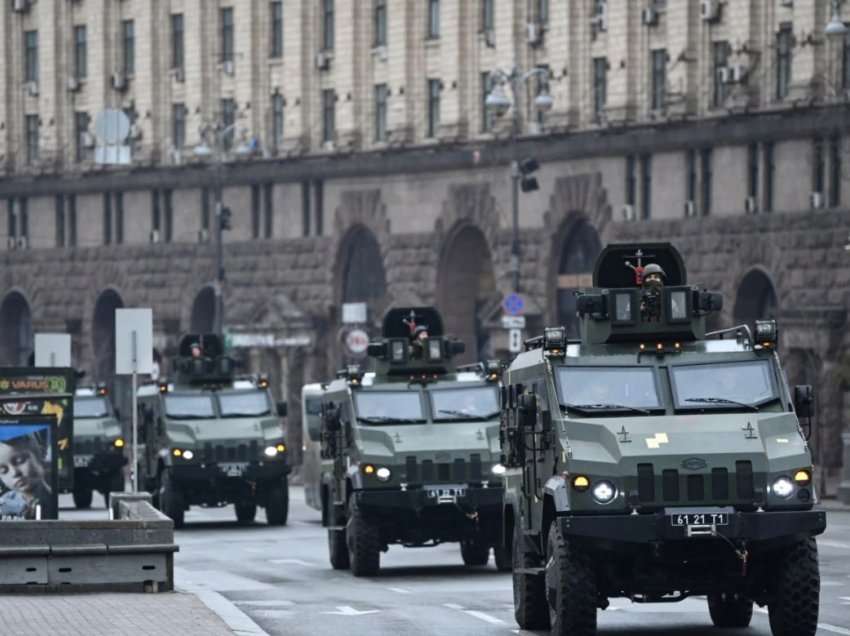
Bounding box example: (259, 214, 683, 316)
(1, 0, 850, 495)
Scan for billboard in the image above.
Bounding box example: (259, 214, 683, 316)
(0, 418, 57, 520)
(0, 368, 76, 497)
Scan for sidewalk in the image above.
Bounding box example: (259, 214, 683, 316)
(0, 592, 234, 636)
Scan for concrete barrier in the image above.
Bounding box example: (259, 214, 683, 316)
(0, 492, 177, 592)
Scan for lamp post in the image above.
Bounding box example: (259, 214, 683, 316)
(826, 0, 848, 38)
(486, 67, 553, 293)
(194, 121, 247, 337)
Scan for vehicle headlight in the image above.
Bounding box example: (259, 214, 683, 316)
(491, 463, 506, 476)
(113, 438, 125, 449)
(591, 480, 616, 504)
(772, 476, 794, 498)
(264, 446, 278, 458)
(376, 467, 391, 482)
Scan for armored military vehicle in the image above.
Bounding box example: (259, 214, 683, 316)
(301, 383, 326, 512)
(320, 307, 508, 576)
(72, 384, 126, 508)
(136, 334, 290, 528)
(501, 243, 826, 636)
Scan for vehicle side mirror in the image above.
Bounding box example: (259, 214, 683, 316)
(518, 393, 537, 429)
(794, 385, 814, 419)
(276, 401, 288, 417)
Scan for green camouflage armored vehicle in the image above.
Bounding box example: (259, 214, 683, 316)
(320, 307, 509, 576)
(136, 334, 290, 528)
(501, 243, 826, 636)
(72, 384, 126, 508)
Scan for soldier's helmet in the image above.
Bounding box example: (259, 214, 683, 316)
(642, 263, 666, 287)
(413, 325, 430, 340)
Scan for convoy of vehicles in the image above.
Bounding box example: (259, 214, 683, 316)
(317, 307, 509, 576)
(135, 334, 290, 528)
(72, 385, 126, 508)
(500, 243, 826, 636)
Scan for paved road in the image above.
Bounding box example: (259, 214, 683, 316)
(150, 488, 850, 636)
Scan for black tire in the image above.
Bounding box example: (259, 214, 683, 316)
(235, 500, 257, 524)
(72, 486, 93, 509)
(347, 504, 381, 577)
(460, 539, 490, 566)
(328, 528, 350, 570)
(265, 477, 289, 526)
(513, 523, 549, 630)
(545, 520, 598, 636)
(493, 542, 512, 572)
(159, 470, 185, 529)
(768, 538, 820, 636)
(708, 593, 753, 628)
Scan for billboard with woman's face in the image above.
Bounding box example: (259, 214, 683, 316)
(0, 420, 56, 520)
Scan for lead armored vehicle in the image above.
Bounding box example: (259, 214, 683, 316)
(320, 307, 508, 576)
(501, 243, 826, 636)
(136, 334, 290, 528)
(72, 384, 126, 508)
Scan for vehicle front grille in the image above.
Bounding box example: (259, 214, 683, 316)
(203, 441, 264, 463)
(634, 461, 760, 509)
(403, 455, 485, 485)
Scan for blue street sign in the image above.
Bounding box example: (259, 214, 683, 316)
(503, 293, 525, 316)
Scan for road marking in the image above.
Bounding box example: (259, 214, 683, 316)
(269, 558, 313, 567)
(443, 603, 505, 625)
(322, 606, 380, 616)
(193, 590, 271, 636)
(819, 539, 850, 550)
(756, 608, 850, 635)
(386, 587, 412, 594)
(238, 600, 295, 607)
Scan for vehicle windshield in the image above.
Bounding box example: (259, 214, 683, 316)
(354, 391, 425, 423)
(430, 386, 500, 421)
(75, 397, 110, 418)
(164, 394, 216, 419)
(671, 360, 778, 409)
(218, 390, 271, 417)
(556, 366, 661, 411)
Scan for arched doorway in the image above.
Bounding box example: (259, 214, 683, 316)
(555, 219, 602, 337)
(190, 287, 216, 333)
(338, 226, 387, 310)
(437, 225, 497, 363)
(0, 291, 33, 366)
(92, 289, 124, 382)
(733, 269, 778, 332)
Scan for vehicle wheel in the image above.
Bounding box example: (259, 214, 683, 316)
(460, 539, 490, 567)
(328, 528, 350, 570)
(545, 520, 597, 636)
(767, 538, 820, 636)
(72, 486, 93, 510)
(708, 593, 753, 628)
(493, 542, 512, 572)
(347, 504, 380, 577)
(513, 524, 549, 630)
(159, 470, 185, 529)
(235, 500, 257, 524)
(265, 477, 289, 526)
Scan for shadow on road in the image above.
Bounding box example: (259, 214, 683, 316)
(374, 564, 507, 579)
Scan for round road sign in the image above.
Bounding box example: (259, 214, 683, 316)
(344, 328, 370, 356)
(502, 293, 525, 316)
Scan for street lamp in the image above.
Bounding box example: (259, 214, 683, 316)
(194, 121, 239, 338)
(486, 66, 553, 293)
(826, 0, 848, 37)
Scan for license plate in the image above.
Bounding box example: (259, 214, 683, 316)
(670, 512, 729, 527)
(426, 485, 466, 504)
(74, 455, 93, 468)
(219, 462, 248, 477)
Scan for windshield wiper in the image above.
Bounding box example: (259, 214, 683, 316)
(684, 397, 759, 412)
(167, 414, 215, 420)
(357, 416, 424, 424)
(564, 403, 652, 415)
(436, 409, 501, 421)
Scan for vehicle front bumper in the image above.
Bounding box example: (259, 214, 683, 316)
(170, 460, 290, 484)
(353, 484, 503, 514)
(74, 450, 127, 475)
(558, 508, 827, 544)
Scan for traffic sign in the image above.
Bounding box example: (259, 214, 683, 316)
(344, 328, 370, 356)
(34, 333, 71, 367)
(508, 328, 523, 353)
(502, 293, 525, 316)
(501, 315, 526, 329)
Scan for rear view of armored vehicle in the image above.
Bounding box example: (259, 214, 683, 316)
(136, 334, 290, 528)
(502, 244, 826, 636)
(320, 307, 508, 576)
(72, 384, 126, 508)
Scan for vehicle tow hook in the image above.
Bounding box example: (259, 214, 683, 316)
(712, 528, 748, 577)
(465, 511, 479, 521)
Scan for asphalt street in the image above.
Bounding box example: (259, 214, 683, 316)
(142, 489, 850, 636)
